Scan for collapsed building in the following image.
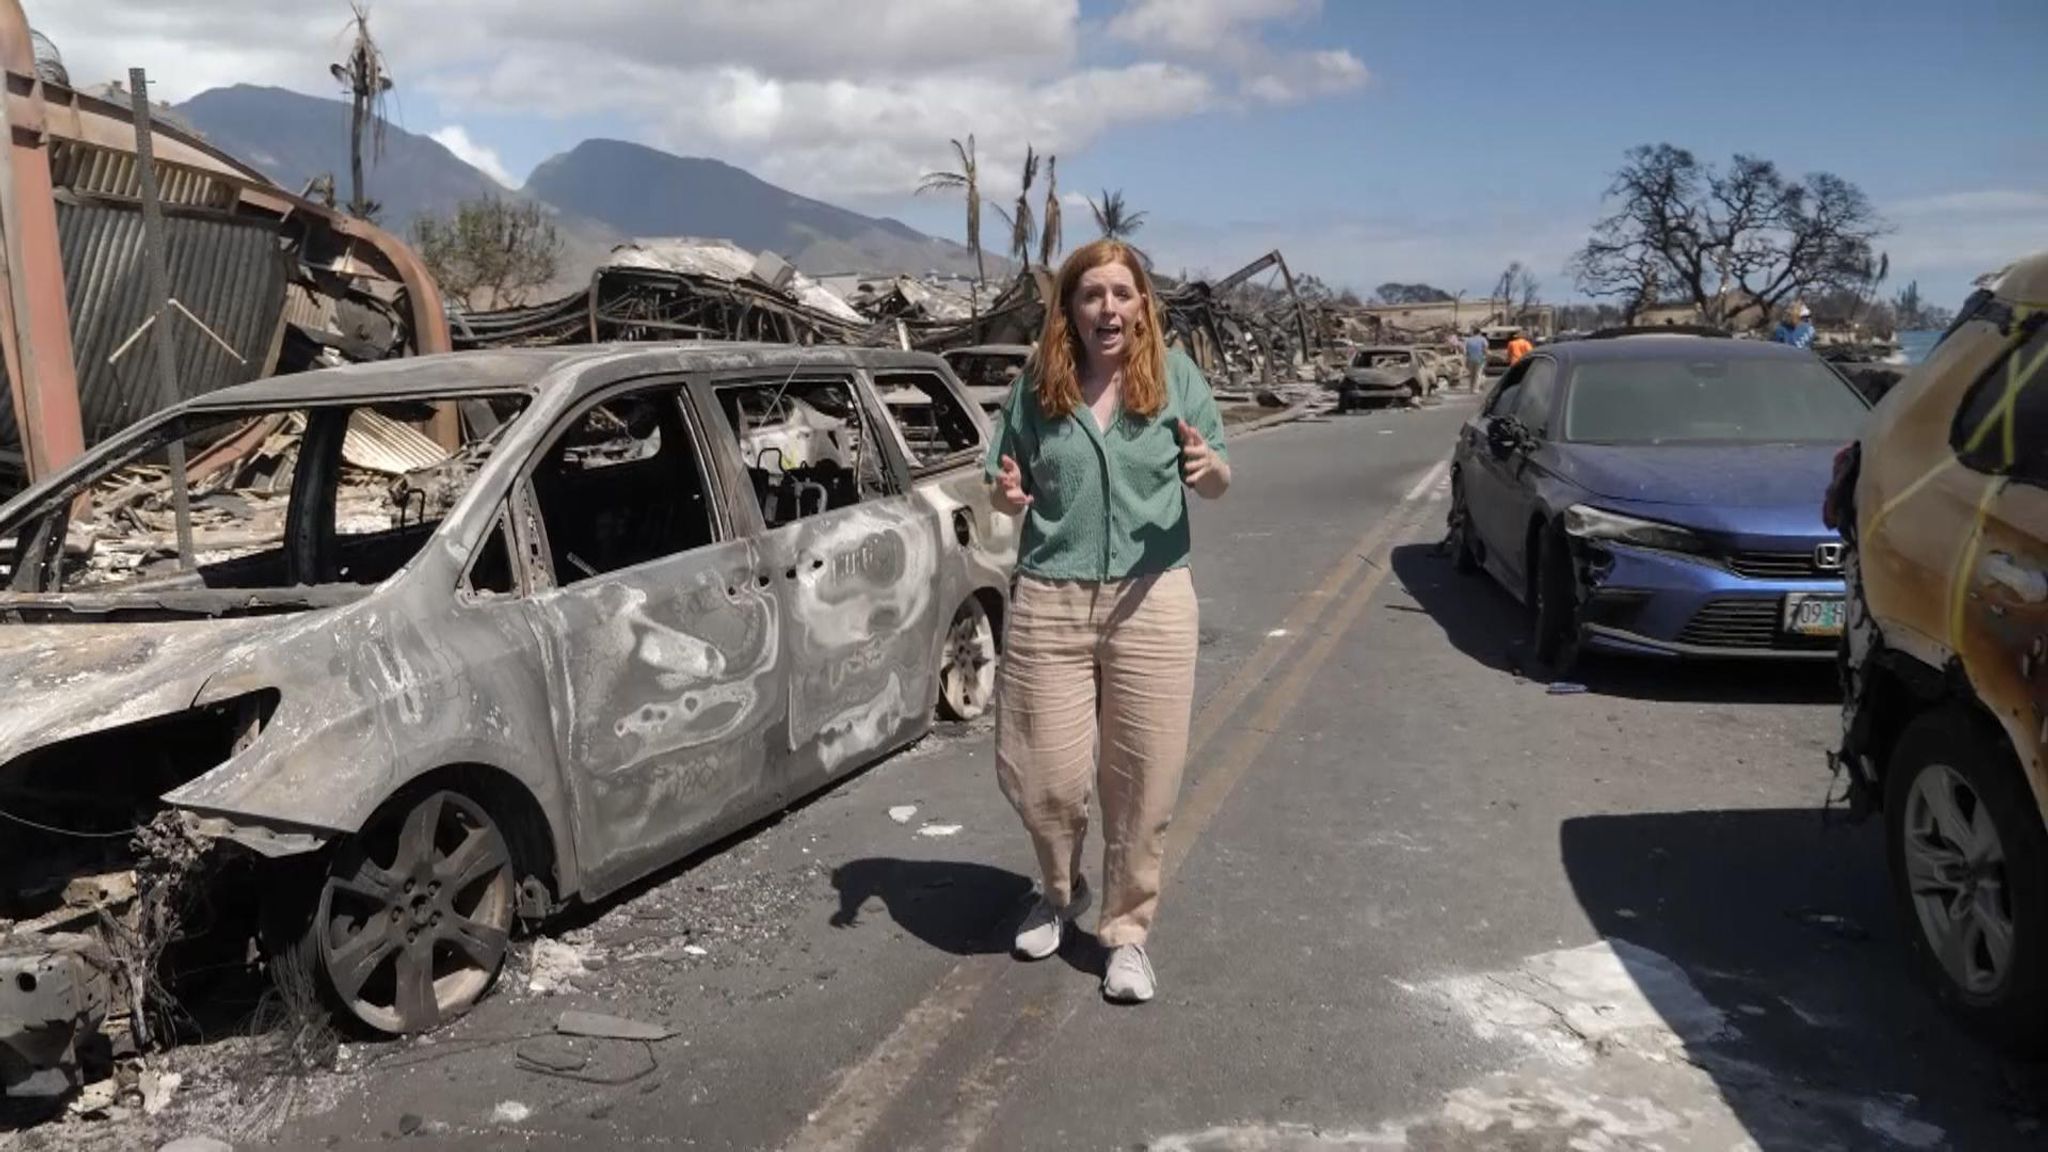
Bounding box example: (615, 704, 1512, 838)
(451, 240, 1332, 404)
(449, 239, 881, 352)
(0, 8, 451, 504)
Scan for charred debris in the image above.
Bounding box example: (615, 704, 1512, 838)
(448, 242, 1341, 405)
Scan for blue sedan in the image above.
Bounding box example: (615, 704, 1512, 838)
(1446, 331, 1871, 670)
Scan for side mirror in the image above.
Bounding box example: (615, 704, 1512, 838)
(1487, 416, 1532, 459)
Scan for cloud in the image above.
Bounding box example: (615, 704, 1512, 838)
(1107, 0, 1316, 56)
(1880, 189, 2048, 300)
(27, 0, 1366, 205)
(428, 125, 516, 187)
(31, 0, 1350, 200)
(1107, 0, 1365, 106)
(1242, 49, 1369, 105)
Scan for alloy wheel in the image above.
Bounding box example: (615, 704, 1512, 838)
(317, 789, 516, 1033)
(938, 600, 997, 721)
(1903, 762, 2015, 998)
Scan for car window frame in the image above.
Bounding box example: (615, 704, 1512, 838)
(1949, 310, 2048, 486)
(697, 366, 908, 537)
(866, 365, 987, 479)
(1483, 360, 1534, 418)
(513, 373, 731, 592)
(456, 509, 523, 602)
(1509, 356, 1562, 438)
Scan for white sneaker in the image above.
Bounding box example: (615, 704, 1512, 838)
(1012, 877, 1089, 960)
(1102, 944, 1156, 1004)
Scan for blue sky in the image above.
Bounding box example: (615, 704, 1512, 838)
(41, 0, 2048, 309)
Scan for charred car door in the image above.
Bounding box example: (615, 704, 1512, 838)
(698, 370, 945, 794)
(1950, 318, 2048, 805)
(515, 378, 785, 899)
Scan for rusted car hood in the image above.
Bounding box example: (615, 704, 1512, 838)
(0, 616, 301, 767)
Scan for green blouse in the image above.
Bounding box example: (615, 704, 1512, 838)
(983, 349, 1230, 582)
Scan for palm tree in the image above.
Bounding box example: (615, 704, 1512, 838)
(917, 135, 986, 311)
(1087, 188, 1147, 242)
(1039, 155, 1062, 269)
(1008, 146, 1039, 270)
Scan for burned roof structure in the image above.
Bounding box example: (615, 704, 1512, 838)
(452, 239, 883, 352)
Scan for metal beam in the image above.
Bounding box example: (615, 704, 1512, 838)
(0, 0, 83, 482)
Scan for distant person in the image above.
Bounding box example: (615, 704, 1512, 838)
(1773, 304, 1816, 349)
(1507, 330, 1533, 365)
(1462, 328, 1487, 392)
(986, 238, 1232, 1005)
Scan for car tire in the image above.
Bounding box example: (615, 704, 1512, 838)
(1529, 523, 1578, 673)
(1884, 708, 2048, 1058)
(298, 788, 519, 1035)
(1448, 476, 1480, 575)
(937, 597, 998, 721)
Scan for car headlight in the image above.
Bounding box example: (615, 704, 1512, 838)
(1563, 505, 1709, 554)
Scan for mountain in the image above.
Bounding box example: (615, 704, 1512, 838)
(521, 139, 986, 277)
(176, 85, 514, 230)
(174, 85, 620, 294)
(171, 87, 988, 284)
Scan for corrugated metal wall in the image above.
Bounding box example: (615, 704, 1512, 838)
(0, 201, 289, 452)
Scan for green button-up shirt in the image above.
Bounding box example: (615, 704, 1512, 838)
(984, 349, 1230, 582)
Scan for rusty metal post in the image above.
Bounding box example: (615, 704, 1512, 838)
(126, 68, 193, 568)
(0, 0, 84, 484)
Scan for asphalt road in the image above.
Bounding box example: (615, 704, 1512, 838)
(86, 391, 2046, 1151)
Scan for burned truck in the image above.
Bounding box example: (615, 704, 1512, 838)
(0, 344, 1015, 1099)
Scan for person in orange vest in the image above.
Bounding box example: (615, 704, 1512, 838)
(1507, 329, 1533, 365)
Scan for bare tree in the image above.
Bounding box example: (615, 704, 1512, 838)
(411, 197, 562, 310)
(917, 136, 986, 312)
(1039, 155, 1063, 269)
(1494, 261, 1540, 321)
(1087, 189, 1147, 242)
(1571, 144, 1886, 330)
(330, 3, 394, 223)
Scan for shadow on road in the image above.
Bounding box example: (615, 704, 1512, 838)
(1560, 809, 2044, 1150)
(830, 858, 1034, 956)
(1389, 542, 1841, 705)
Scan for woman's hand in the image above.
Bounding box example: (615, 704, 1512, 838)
(992, 454, 1034, 515)
(1178, 421, 1230, 499)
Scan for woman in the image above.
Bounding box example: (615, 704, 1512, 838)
(984, 239, 1232, 1004)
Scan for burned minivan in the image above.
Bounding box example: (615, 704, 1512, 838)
(0, 345, 1015, 1097)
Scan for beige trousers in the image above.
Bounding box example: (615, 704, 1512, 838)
(994, 568, 1199, 948)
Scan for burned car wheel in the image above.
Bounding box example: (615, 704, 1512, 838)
(938, 598, 998, 721)
(316, 789, 516, 1034)
(1884, 710, 2048, 1057)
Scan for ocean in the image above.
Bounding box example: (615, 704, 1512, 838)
(1899, 329, 1941, 365)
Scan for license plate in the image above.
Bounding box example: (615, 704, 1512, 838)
(1784, 594, 1846, 637)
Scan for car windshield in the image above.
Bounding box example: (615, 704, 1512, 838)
(1353, 351, 1409, 368)
(1561, 355, 1868, 444)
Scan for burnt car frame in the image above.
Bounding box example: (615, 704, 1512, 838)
(0, 343, 1015, 1096)
(1326, 346, 1437, 411)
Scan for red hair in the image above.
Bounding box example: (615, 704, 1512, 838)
(1033, 239, 1167, 420)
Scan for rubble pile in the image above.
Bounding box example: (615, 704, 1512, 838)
(449, 241, 1341, 405)
(55, 410, 469, 592)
